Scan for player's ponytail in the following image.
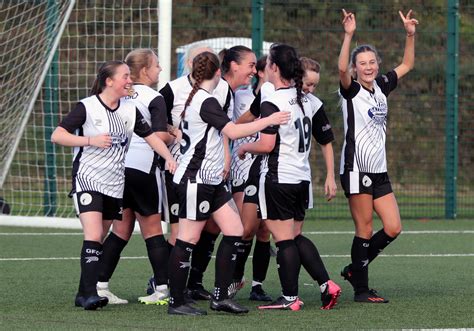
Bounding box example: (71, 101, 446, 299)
(220, 45, 253, 76)
(182, 51, 220, 118)
(268, 43, 304, 111)
(90, 60, 126, 96)
(125, 48, 156, 82)
(293, 57, 304, 112)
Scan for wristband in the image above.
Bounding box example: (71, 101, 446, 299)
(406, 32, 415, 37)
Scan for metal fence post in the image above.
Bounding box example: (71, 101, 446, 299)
(252, 0, 264, 58)
(445, 0, 459, 219)
(43, 0, 59, 216)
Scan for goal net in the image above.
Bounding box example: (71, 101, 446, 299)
(0, 1, 161, 218)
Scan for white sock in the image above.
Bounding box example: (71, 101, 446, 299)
(97, 281, 109, 289)
(252, 281, 262, 287)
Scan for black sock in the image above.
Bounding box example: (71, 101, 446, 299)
(167, 240, 174, 254)
(187, 231, 218, 289)
(80, 240, 102, 297)
(213, 235, 241, 301)
(233, 239, 252, 281)
(168, 239, 194, 307)
(368, 229, 396, 263)
(145, 235, 169, 286)
(97, 232, 128, 282)
(351, 236, 370, 293)
(276, 240, 300, 297)
(294, 234, 330, 285)
(252, 240, 270, 283)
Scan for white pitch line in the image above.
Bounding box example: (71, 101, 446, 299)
(2, 253, 474, 261)
(1, 230, 473, 236)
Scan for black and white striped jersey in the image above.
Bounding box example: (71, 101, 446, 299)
(260, 87, 334, 184)
(339, 70, 397, 174)
(59, 95, 152, 198)
(160, 76, 233, 164)
(124, 84, 168, 174)
(230, 87, 258, 183)
(172, 89, 231, 185)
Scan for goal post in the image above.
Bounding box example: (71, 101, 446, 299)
(0, 0, 76, 189)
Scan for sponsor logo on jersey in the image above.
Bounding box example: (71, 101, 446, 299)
(80, 193, 92, 206)
(110, 132, 129, 147)
(322, 124, 332, 132)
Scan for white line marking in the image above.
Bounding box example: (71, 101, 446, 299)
(2, 253, 473, 261)
(1, 230, 473, 236)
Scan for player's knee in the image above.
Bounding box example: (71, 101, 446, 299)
(255, 227, 270, 242)
(385, 223, 402, 238)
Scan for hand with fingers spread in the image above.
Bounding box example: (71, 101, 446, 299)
(342, 8, 356, 35)
(399, 9, 419, 36)
(90, 133, 112, 148)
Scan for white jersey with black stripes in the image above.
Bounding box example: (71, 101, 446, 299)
(59, 95, 152, 198)
(160, 77, 233, 165)
(260, 87, 321, 184)
(339, 71, 398, 174)
(124, 84, 167, 173)
(173, 89, 231, 185)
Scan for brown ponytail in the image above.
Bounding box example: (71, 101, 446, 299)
(90, 60, 126, 96)
(182, 51, 220, 118)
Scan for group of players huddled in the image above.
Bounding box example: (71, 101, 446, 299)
(51, 9, 418, 314)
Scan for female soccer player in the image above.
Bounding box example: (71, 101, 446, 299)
(51, 60, 176, 310)
(95, 49, 174, 305)
(167, 51, 289, 316)
(338, 9, 418, 303)
(237, 44, 340, 311)
(158, 43, 236, 301)
(228, 55, 273, 302)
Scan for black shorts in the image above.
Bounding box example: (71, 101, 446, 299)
(340, 171, 393, 199)
(73, 191, 122, 221)
(162, 170, 180, 224)
(176, 179, 232, 221)
(243, 174, 259, 205)
(231, 178, 246, 194)
(259, 178, 309, 221)
(123, 167, 161, 216)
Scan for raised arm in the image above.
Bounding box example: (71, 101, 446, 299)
(394, 10, 419, 79)
(338, 9, 356, 89)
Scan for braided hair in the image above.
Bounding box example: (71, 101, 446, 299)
(269, 43, 304, 111)
(182, 51, 220, 118)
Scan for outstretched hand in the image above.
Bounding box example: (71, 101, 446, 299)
(399, 10, 419, 36)
(342, 9, 356, 35)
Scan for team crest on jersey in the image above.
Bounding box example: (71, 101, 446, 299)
(199, 201, 210, 213)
